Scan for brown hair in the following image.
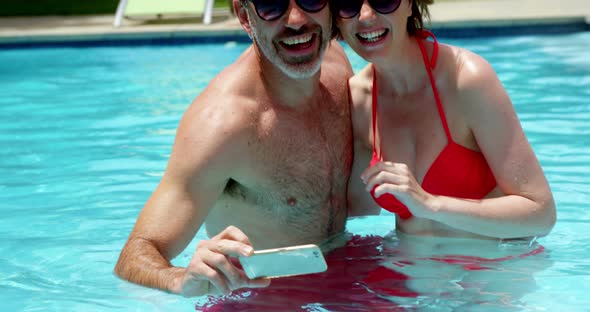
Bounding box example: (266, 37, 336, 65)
(407, 0, 433, 35)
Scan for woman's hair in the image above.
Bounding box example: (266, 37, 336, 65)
(407, 0, 434, 35)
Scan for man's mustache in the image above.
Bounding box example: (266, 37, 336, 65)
(277, 26, 320, 39)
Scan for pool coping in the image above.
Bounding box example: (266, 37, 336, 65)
(1, 6, 589, 48)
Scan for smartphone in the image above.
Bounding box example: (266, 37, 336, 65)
(238, 244, 327, 279)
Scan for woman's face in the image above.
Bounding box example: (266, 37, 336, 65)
(335, 0, 413, 61)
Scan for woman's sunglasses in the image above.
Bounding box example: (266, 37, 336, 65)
(248, 0, 328, 21)
(331, 0, 402, 19)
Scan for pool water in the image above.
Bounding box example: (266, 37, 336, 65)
(1, 31, 589, 311)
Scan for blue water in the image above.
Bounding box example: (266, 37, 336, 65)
(1, 31, 589, 311)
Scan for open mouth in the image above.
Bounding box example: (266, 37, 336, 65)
(279, 33, 316, 51)
(356, 29, 389, 44)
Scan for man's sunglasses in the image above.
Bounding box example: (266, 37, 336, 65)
(247, 0, 328, 21)
(331, 0, 402, 19)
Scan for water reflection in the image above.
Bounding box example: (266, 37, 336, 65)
(197, 227, 553, 311)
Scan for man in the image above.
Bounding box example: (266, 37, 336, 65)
(114, 0, 354, 297)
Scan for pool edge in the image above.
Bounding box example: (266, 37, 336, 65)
(0, 16, 588, 49)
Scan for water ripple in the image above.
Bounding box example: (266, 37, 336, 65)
(1, 33, 589, 311)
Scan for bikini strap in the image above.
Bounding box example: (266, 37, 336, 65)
(371, 64, 381, 159)
(415, 30, 453, 143)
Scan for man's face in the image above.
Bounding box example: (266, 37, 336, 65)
(245, 0, 332, 79)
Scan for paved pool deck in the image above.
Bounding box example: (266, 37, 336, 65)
(0, 0, 589, 45)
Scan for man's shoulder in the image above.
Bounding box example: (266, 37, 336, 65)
(318, 40, 354, 106)
(169, 89, 257, 175)
(178, 67, 261, 149)
(321, 40, 354, 79)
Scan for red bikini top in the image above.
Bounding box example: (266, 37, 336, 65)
(369, 30, 497, 219)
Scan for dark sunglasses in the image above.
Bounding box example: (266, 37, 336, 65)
(248, 0, 328, 21)
(331, 0, 402, 19)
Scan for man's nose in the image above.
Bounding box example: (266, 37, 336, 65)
(284, 1, 308, 30)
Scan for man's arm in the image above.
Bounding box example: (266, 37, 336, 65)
(114, 95, 268, 296)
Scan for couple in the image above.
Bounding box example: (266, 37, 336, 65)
(114, 0, 556, 297)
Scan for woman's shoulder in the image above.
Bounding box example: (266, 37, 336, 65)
(442, 44, 498, 92)
(349, 64, 373, 106)
(348, 64, 374, 140)
(440, 43, 510, 120)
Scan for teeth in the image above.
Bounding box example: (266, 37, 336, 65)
(358, 30, 386, 42)
(282, 33, 313, 46)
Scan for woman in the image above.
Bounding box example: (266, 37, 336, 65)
(333, 0, 556, 239)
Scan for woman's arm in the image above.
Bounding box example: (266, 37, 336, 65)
(363, 51, 556, 239)
(347, 69, 383, 217)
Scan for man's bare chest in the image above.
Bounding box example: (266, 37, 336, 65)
(248, 110, 352, 208)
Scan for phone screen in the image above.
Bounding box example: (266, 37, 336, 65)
(238, 244, 327, 279)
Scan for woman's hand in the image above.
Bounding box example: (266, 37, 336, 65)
(361, 161, 437, 218)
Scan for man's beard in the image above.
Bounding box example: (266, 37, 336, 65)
(249, 17, 331, 80)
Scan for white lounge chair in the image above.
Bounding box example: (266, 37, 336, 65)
(113, 0, 214, 27)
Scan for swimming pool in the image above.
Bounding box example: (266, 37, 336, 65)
(1, 30, 589, 311)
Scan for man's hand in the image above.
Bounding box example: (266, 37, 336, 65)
(172, 226, 271, 297)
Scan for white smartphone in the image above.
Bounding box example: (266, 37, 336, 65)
(238, 244, 327, 279)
